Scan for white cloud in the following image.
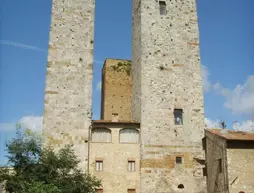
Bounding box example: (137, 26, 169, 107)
(232, 120, 254, 132)
(202, 65, 211, 93)
(0, 116, 43, 133)
(96, 81, 102, 91)
(213, 82, 231, 97)
(19, 116, 43, 133)
(202, 65, 254, 115)
(224, 75, 254, 115)
(0, 40, 45, 52)
(204, 117, 220, 128)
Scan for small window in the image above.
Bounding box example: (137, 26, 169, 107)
(92, 128, 111, 143)
(218, 158, 222, 173)
(174, 109, 183, 125)
(178, 184, 185, 189)
(120, 128, 139, 143)
(203, 167, 207, 176)
(176, 157, 183, 164)
(128, 161, 135, 172)
(96, 160, 103, 171)
(159, 1, 167, 15)
(95, 189, 103, 193)
(128, 189, 136, 193)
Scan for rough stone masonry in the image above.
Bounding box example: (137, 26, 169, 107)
(43, 0, 95, 171)
(131, 0, 206, 192)
(43, 0, 207, 192)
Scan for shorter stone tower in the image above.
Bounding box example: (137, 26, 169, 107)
(101, 59, 132, 121)
(43, 0, 95, 171)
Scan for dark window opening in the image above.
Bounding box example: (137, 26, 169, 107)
(128, 189, 136, 193)
(218, 158, 222, 173)
(174, 109, 183, 125)
(178, 184, 185, 189)
(159, 1, 167, 15)
(203, 167, 207, 176)
(176, 156, 183, 164)
(95, 189, 103, 193)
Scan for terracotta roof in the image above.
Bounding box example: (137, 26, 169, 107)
(92, 120, 140, 124)
(206, 129, 254, 141)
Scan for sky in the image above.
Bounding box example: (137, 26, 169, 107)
(0, 0, 253, 165)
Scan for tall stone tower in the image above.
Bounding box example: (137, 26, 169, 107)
(43, 0, 95, 171)
(132, 0, 206, 192)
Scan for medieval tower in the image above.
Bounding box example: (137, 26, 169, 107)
(43, 0, 95, 171)
(132, 0, 206, 193)
(43, 0, 206, 192)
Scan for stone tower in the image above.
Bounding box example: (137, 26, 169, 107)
(101, 58, 132, 121)
(43, 0, 95, 171)
(132, 0, 206, 193)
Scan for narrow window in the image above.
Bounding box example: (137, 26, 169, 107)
(95, 189, 103, 193)
(203, 167, 207, 176)
(174, 109, 183, 125)
(218, 158, 222, 173)
(176, 157, 183, 164)
(128, 189, 136, 193)
(128, 160, 136, 172)
(96, 160, 103, 171)
(159, 1, 167, 15)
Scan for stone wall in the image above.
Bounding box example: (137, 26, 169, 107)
(227, 142, 254, 193)
(101, 59, 132, 120)
(43, 0, 95, 171)
(205, 131, 228, 193)
(89, 122, 140, 193)
(132, 0, 206, 192)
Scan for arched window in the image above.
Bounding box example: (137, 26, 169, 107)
(119, 128, 139, 143)
(92, 128, 111, 143)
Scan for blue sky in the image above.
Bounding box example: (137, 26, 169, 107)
(0, 0, 253, 165)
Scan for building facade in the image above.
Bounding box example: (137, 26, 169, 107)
(132, 0, 206, 192)
(205, 129, 254, 193)
(101, 59, 132, 120)
(43, 0, 95, 170)
(90, 121, 140, 193)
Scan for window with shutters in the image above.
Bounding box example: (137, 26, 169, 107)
(95, 160, 103, 171)
(128, 189, 136, 193)
(128, 160, 135, 172)
(159, 1, 167, 15)
(92, 128, 111, 143)
(119, 128, 139, 143)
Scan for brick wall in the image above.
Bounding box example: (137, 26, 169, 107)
(101, 59, 132, 120)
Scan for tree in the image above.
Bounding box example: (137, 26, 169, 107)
(0, 129, 101, 193)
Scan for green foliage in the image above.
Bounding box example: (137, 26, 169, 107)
(0, 129, 101, 193)
(111, 61, 131, 76)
